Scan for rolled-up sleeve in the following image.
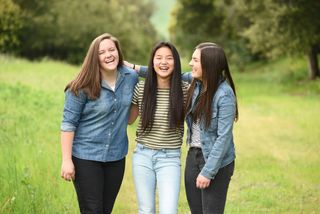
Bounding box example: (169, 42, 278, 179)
(132, 83, 140, 106)
(61, 90, 86, 132)
(182, 72, 192, 83)
(138, 66, 148, 78)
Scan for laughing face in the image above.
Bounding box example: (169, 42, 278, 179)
(189, 48, 202, 80)
(153, 46, 174, 81)
(98, 39, 119, 72)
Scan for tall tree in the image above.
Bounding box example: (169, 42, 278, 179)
(169, 0, 225, 57)
(234, 0, 320, 79)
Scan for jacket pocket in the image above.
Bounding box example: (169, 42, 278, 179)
(207, 111, 218, 132)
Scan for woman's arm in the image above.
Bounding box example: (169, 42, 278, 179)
(182, 72, 193, 83)
(123, 61, 146, 78)
(60, 131, 75, 181)
(200, 94, 236, 180)
(60, 90, 86, 181)
(124, 61, 193, 82)
(128, 104, 139, 125)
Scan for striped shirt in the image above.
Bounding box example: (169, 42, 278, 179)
(132, 80, 189, 149)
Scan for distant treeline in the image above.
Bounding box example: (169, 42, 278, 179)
(1, 0, 319, 79)
(0, 0, 158, 64)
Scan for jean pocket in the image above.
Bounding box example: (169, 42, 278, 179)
(133, 143, 145, 154)
(133, 146, 140, 154)
(165, 150, 181, 159)
(208, 111, 218, 131)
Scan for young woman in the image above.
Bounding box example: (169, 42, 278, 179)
(185, 42, 238, 214)
(128, 42, 188, 214)
(60, 33, 138, 214)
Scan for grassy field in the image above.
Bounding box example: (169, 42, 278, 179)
(0, 54, 320, 213)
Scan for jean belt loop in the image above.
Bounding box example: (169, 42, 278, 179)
(137, 143, 144, 150)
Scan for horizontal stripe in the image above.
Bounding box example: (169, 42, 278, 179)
(132, 80, 189, 149)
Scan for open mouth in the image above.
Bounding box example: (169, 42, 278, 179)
(105, 58, 115, 64)
(159, 66, 169, 71)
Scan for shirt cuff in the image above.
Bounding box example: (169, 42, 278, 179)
(61, 122, 76, 132)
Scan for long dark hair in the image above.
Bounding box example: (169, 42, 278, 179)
(186, 42, 238, 128)
(141, 42, 184, 132)
(65, 33, 124, 99)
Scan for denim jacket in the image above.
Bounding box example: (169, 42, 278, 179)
(61, 66, 138, 162)
(186, 80, 236, 179)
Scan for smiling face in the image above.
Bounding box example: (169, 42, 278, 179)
(98, 39, 119, 72)
(189, 48, 202, 80)
(153, 46, 174, 81)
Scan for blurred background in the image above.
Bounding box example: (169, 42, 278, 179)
(0, 0, 319, 213)
(1, 0, 320, 79)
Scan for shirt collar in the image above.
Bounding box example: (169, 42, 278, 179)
(100, 65, 129, 89)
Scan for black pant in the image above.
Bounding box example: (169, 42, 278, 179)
(72, 156, 125, 214)
(184, 147, 234, 214)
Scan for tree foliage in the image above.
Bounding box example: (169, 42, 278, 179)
(235, 0, 320, 57)
(1, 0, 158, 64)
(233, 0, 320, 78)
(169, 0, 225, 57)
(169, 0, 253, 70)
(0, 0, 23, 52)
(170, 0, 320, 78)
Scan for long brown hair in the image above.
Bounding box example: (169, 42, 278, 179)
(141, 42, 184, 132)
(65, 33, 124, 99)
(186, 43, 238, 128)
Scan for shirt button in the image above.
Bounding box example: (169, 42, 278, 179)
(111, 122, 114, 125)
(114, 99, 117, 101)
(108, 133, 111, 136)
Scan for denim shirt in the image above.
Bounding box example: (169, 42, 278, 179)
(61, 66, 138, 162)
(186, 80, 236, 179)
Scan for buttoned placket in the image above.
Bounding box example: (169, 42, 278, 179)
(105, 90, 118, 150)
(102, 73, 122, 150)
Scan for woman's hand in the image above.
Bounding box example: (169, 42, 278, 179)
(123, 61, 135, 69)
(123, 60, 141, 72)
(61, 159, 75, 181)
(196, 174, 211, 189)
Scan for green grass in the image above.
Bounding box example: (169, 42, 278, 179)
(227, 57, 320, 213)
(0, 54, 320, 213)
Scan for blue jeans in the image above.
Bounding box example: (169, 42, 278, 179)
(132, 143, 181, 214)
